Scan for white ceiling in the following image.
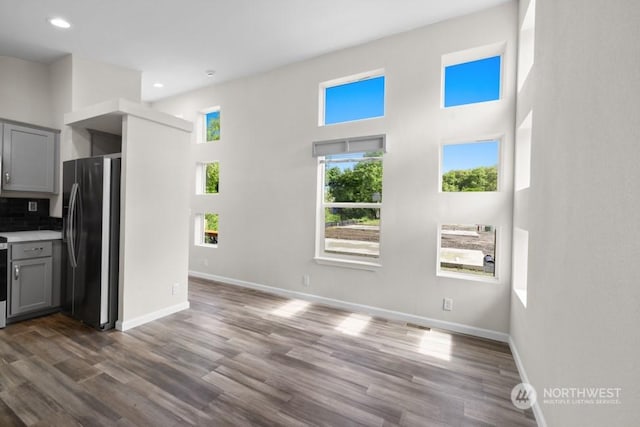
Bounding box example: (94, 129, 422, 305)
(0, 0, 508, 102)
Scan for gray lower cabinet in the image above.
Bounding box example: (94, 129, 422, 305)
(1, 122, 58, 193)
(9, 257, 53, 316)
(7, 240, 57, 318)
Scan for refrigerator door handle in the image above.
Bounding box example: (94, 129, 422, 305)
(67, 183, 79, 268)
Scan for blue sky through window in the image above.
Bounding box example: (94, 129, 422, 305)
(444, 56, 501, 107)
(206, 110, 220, 127)
(325, 76, 385, 125)
(442, 141, 499, 173)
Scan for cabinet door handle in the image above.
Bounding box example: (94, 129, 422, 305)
(14, 265, 19, 281)
(24, 247, 43, 252)
(4, 172, 9, 183)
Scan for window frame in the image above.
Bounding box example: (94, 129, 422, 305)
(512, 227, 529, 306)
(441, 42, 506, 109)
(200, 106, 221, 144)
(436, 223, 500, 283)
(518, 0, 536, 91)
(515, 112, 532, 191)
(194, 212, 219, 248)
(318, 69, 385, 126)
(439, 137, 503, 193)
(195, 161, 220, 195)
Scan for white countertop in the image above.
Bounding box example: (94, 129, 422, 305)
(0, 230, 62, 242)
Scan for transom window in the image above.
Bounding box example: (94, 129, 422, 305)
(314, 135, 385, 263)
(320, 71, 385, 125)
(443, 55, 501, 107)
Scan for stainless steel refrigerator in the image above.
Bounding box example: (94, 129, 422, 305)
(62, 156, 120, 330)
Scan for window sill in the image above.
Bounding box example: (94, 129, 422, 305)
(314, 257, 381, 271)
(437, 270, 499, 284)
(195, 243, 218, 249)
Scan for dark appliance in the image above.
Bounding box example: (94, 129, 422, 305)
(0, 239, 6, 328)
(62, 156, 120, 330)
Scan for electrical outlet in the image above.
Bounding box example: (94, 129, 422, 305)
(443, 298, 453, 311)
(203, 258, 209, 266)
(172, 283, 180, 295)
(302, 274, 310, 287)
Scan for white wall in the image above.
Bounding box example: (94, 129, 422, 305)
(71, 57, 141, 110)
(511, 0, 640, 425)
(0, 56, 54, 128)
(0, 55, 142, 216)
(117, 114, 191, 327)
(49, 55, 73, 217)
(0, 56, 62, 213)
(153, 2, 517, 336)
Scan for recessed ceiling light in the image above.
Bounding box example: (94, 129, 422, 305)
(49, 17, 71, 29)
(153, 82, 164, 88)
(205, 70, 216, 78)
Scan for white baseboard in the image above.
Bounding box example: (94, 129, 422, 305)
(188, 270, 509, 343)
(115, 301, 190, 331)
(509, 337, 547, 427)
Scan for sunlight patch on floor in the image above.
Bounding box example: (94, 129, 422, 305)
(419, 330, 452, 361)
(336, 313, 371, 336)
(271, 300, 310, 318)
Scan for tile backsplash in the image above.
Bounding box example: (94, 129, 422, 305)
(0, 197, 62, 232)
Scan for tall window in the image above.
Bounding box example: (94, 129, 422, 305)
(320, 71, 385, 125)
(314, 135, 385, 263)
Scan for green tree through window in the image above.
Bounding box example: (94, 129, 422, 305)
(205, 163, 219, 193)
(442, 166, 497, 192)
(206, 111, 220, 142)
(325, 152, 382, 222)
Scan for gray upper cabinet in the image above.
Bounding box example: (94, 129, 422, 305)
(2, 122, 58, 193)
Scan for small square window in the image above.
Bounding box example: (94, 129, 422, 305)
(441, 140, 499, 192)
(204, 110, 220, 142)
(196, 162, 219, 194)
(195, 213, 219, 247)
(443, 55, 501, 107)
(321, 73, 385, 125)
(439, 224, 496, 279)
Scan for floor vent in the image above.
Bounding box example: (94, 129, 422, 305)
(407, 323, 430, 330)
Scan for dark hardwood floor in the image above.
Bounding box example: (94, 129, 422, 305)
(0, 277, 536, 426)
